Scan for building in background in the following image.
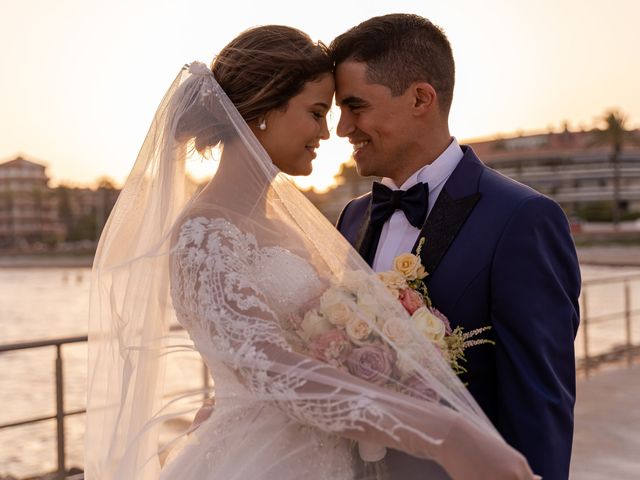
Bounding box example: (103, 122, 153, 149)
(55, 180, 120, 244)
(0, 156, 65, 248)
(468, 127, 640, 222)
(0, 156, 119, 251)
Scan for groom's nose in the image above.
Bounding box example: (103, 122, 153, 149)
(336, 109, 355, 138)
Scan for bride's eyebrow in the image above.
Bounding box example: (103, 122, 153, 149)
(312, 101, 331, 110)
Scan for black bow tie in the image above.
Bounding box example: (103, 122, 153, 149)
(370, 181, 429, 228)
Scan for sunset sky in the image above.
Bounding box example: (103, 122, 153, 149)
(1, 0, 639, 191)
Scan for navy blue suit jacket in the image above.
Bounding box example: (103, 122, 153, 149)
(337, 146, 581, 480)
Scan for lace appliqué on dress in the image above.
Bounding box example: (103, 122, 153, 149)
(170, 217, 402, 439)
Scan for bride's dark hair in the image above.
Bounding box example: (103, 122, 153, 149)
(179, 25, 332, 154)
(214, 25, 331, 121)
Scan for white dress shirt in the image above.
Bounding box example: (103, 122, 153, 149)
(372, 138, 464, 273)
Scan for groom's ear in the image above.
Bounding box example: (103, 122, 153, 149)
(410, 82, 437, 116)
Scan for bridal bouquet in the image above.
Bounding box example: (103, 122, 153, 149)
(298, 239, 491, 382)
(296, 238, 493, 462)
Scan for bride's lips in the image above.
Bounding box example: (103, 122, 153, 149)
(305, 144, 319, 159)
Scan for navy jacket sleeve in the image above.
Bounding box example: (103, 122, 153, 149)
(491, 195, 581, 480)
(335, 200, 353, 231)
(335, 195, 371, 248)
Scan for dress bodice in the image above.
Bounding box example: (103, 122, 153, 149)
(170, 216, 322, 366)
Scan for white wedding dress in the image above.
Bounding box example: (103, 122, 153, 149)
(163, 216, 355, 479)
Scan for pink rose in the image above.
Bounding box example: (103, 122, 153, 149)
(404, 375, 440, 402)
(399, 288, 424, 315)
(429, 307, 451, 335)
(346, 344, 394, 385)
(309, 329, 352, 366)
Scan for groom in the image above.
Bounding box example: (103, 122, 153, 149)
(331, 14, 581, 480)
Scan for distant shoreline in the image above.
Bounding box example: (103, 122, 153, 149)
(0, 254, 94, 268)
(1, 245, 639, 269)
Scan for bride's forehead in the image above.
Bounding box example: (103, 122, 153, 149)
(296, 76, 335, 101)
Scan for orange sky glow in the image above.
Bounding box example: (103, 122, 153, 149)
(1, 0, 639, 192)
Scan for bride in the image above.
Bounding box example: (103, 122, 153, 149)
(85, 25, 536, 479)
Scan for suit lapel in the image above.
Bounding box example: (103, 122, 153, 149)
(415, 190, 480, 274)
(414, 146, 485, 275)
(354, 202, 380, 267)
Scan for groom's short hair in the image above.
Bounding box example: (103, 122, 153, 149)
(330, 14, 455, 115)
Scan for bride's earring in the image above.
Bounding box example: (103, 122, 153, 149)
(258, 118, 267, 131)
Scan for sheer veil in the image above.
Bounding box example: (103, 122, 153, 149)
(85, 62, 525, 480)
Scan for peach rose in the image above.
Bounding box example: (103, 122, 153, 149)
(393, 253, 422, 280)
(377, 271, 408, 297)
(414, 264, 428, 280)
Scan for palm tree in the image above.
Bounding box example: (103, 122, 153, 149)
(591, 109, 638, 228)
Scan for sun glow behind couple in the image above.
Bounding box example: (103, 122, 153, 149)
(183, 110, 351, 192)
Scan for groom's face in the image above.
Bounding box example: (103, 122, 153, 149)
(335, 61, 414, 181)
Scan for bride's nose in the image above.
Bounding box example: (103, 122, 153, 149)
(320, 118, 330, 140)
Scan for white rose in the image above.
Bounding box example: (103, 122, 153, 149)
(323, 301, 354, 327)
(411, 307, 446, 343)
(320, 288, 356, 327)
(320, 288, 352, 311)
(300, 310, 332, 342)
(415, 264, 428, 280)
(381, 318, 411, 346)
(356, 290, 379, 324)
(319, 288, 340, 309)
(345, 316, 373, 343)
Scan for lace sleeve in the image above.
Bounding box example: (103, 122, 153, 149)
(171, 216, 292, 356)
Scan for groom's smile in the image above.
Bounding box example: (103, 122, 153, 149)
(351, 139, 370, 158)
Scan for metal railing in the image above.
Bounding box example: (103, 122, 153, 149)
(1, 273, 638, 479)
(0, 325, 209, 480)
(578, 272, 640, 377)
(0, 335, 87, 480)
